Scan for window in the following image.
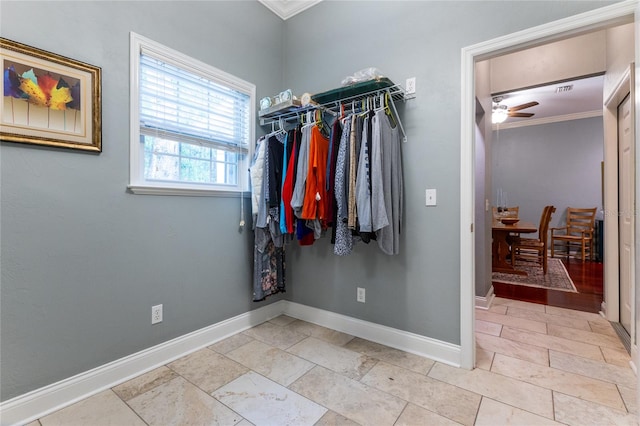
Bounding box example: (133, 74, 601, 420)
(129, 33, 255, 195)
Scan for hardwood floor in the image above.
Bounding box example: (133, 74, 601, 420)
(493, 257, 603, 313)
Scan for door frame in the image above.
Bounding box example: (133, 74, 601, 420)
(459, 0, 638, 370)
(603, 64, 635, 356)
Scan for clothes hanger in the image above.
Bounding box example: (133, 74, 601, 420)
(384, 90, 408, 143)
(384, 92, 397, 126)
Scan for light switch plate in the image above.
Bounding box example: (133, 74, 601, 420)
(425, 189, 436, 206)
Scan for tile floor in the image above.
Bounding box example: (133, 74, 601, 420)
(28, 297, 638, 425)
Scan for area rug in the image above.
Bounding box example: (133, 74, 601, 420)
(492, 258, 577, 292)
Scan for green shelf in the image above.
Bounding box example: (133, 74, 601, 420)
(311, 78, 395, 105)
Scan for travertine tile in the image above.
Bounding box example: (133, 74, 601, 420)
(589, 320, 620, 338)
(213, 371, 326, 426)
(236, 420, 254, 426)
(476, 331, 549, 366)
(428, 362, 553, 419)
(500, 326, 603, 361)
(226, 339, 314, 386)
(361, 362, 481, 425)
(242, 321, 307, 349)
(314, 410, 360, 426)
(268, 314, 297, 326)
(167, 348, 248, 393)
(506, 306, 591, 331)
(549, 350, 636, 388)
(112, 366, 178, 401)
(553, 392, 637, 425)
(209, 333, 254, 354)
(284, 319, 354, 346)
(491, 354, 625, 410)
(547, 323, 626, 350)
(493, 297, 546, 312)
(474, 397, 562, 426)
(344, 337, 435, 375)
(487, 304, 508, 315)
(128, 377, 242, 426)
(475, 319, 502, 336)
(601, 346, 633, 368)
(25, 422, 41, 426)
(619, 385, 638, 415)
(287, 337, 377, 380)
(545, 305, 608, 323)
(476, 310, 547, 334)
(40, 390, 145, 426)
(475, 346, 494, 370)
(289, 366, 406, 426)
(394, 403, 460, 426)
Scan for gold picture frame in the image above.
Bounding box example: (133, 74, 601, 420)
(1, 38, 101, 152)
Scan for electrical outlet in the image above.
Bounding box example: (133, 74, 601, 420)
(357, 287, 366, 303)
(151, 304, 163, 324)
(405, 77, 416, 95)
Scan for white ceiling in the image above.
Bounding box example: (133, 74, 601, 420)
(493, 74, 604, 129)
(258, 0, 322, 20)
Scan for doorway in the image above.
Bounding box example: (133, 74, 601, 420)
(459, 2, 637, 370)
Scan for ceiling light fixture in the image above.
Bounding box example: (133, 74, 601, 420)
(492, 104, 508, 124)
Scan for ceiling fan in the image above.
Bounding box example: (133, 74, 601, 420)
(492, 96, 539, 123)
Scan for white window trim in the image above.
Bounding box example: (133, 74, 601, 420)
(128, 32, 255, 196)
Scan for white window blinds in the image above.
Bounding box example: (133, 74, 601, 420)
(139, 51, 250, 154)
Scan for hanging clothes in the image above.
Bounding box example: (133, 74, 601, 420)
(301, 125, 330, 221)
(252, 93, 404, 302)
(374, 108, 403, 255)
(281, 127, 299, 234)
(355, 114, 372, 233)
(334, 116, 353, 256)
(325, 119, 341, 230)
(370, 110, 389, 233)
(252, 132, 286, 301)
(253, 240, 285, 302)
(249, 136, 267, 226)
(347, 114, 358, 230)
(291, 125, 311, 217)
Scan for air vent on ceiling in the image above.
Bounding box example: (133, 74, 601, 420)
(555, 84, 573, 93)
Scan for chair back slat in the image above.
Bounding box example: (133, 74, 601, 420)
(566, 207, 597, 235)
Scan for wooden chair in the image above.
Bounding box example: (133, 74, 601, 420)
(550, 207, 597, 261)
(511, 205, 556, 274)
(492, 206, 519, 221)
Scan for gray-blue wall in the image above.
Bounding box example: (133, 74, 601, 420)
(0, 1, 284, 401)
(492, 118, 604, 227)
(0, 0, 617, 402)
(281, 1, 614, 343)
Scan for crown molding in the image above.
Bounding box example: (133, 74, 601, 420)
(258, 0, 322, 20)
(492, 109, 603, 130)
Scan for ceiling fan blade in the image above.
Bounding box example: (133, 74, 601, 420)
(508, 101, 539, 112)
(508, 112, 534, 118)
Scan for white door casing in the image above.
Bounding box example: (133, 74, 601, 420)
(619, 92, 635, 334)
(460, 1, 638, 370)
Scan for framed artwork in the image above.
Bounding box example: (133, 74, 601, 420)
(1, 38, 101, 152)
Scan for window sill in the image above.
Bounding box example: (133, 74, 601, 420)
(127, 185, 246, 197)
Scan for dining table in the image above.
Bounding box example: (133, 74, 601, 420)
(492, 220, 538, 276)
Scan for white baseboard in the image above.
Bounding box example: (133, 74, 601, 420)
(282, 301, 461, 367)
(0, 300, 285, 426)
(474, 286, 495, 310)
(1, 299, 461, 426)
